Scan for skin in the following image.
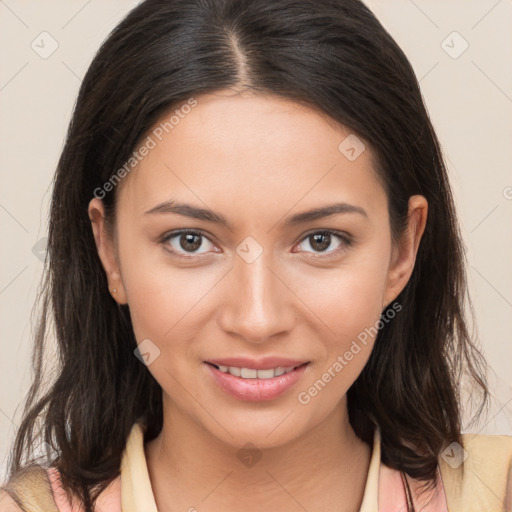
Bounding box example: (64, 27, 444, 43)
(88, 89, 427, 512)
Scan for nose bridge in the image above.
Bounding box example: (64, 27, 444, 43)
(217, 243, 294, 342)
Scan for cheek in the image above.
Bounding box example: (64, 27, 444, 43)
(290, 242, 391, 395)
(294, 246, 390, 339)
(116, 231, 221, 344)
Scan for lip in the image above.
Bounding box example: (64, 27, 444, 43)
(205, 357, 308, 370)
(204, 361, 310, 402)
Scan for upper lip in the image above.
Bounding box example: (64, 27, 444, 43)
(205, 357, 309, 370)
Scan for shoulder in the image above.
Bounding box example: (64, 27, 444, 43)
(0, 490, 23, 512)
(459, 432, 512, 473)
(0, 464, 59, 512)
(1, 465, 121, 512)
(462, 431, 512, 451)
(438, 433, 512, 512)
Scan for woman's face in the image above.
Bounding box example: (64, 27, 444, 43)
(89, 90, 427, 448)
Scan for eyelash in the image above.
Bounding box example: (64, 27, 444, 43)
(159, 229, 353, 260)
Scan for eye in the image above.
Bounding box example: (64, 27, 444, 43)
(160, 229, 352, 260)
(295, 230, 352, 256)
(161, 230, 217, 258)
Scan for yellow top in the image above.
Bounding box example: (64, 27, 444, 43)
(438, 431, 512, 511)
(119, 422, 512, 512)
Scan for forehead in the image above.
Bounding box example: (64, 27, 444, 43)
(117, 90, 387, 222)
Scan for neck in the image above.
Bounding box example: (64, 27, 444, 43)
(145, 395, 372, 512)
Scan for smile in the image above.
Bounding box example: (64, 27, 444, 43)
(204, 362, 310, 401)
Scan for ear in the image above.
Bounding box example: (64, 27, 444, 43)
(88, 198, 128, 305)
(383, 195, 428, 308)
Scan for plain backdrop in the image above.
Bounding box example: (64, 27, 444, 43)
(1, 0, 511, 482)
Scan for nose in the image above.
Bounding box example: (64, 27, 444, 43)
(216, 249, 296, 344)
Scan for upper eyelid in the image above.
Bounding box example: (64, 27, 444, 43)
(161, 228, 215, 245)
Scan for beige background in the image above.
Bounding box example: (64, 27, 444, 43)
(0, 0, 511, 482)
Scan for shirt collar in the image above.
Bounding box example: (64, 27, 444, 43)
(120, 421, 381, 511)
(120, 421, 158, 512)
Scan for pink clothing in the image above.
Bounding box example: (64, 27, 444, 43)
(378, 463, 448, 512)
(47, 467, 121, 512)
(46, 425, 448, 511)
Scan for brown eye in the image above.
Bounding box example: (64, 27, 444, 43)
(162, 230, 216, 257)
(309, 233, 332, 252)
(179, 233, 202, 252)
(296, 231, 352, 256)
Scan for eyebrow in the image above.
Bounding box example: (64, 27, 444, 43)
(144, 200, 368, 229)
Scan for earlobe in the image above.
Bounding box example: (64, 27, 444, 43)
(383, 195, 428, 308)
(88, 198, 128, 305)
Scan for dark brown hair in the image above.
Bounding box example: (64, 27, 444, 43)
(4, 0, 489, 510)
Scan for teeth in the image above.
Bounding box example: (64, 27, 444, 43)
(214, 364, 297, 379)
(256, 369, 275, 379)
(240, 368, 258, 378)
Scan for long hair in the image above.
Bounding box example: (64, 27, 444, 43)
(5, 0, 489, 509)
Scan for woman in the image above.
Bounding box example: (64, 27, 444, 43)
(1, 0, 511, 511)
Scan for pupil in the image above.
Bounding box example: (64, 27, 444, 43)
(180, 233, 201, 252)
(311, 233, 330, 252)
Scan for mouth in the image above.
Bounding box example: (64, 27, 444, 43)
(203, 361, 310, 402)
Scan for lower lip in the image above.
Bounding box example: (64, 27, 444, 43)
(204, 362, 310, 402)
